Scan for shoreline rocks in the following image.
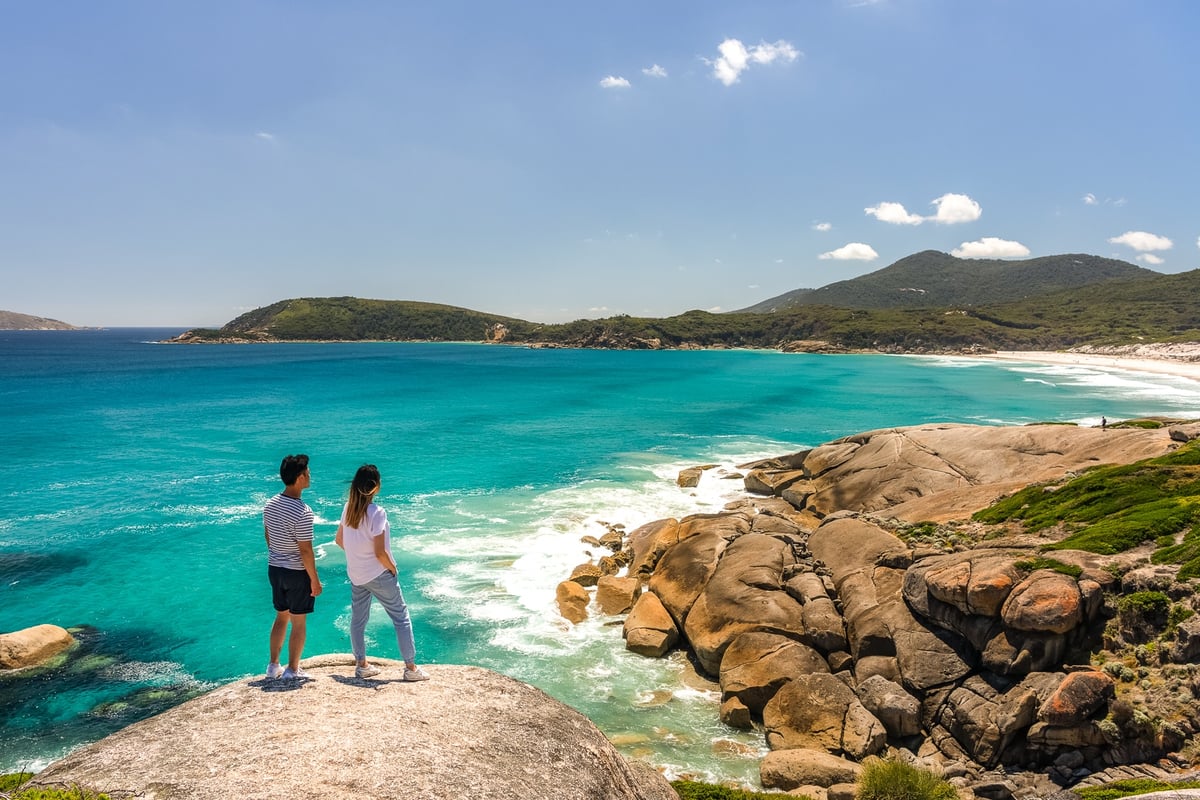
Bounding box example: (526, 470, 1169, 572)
(556, 422, 1200, 796)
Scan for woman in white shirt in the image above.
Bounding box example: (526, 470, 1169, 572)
(335, 464, 429, 681)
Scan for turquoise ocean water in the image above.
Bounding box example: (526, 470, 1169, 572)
(3, 329, 1200, 784)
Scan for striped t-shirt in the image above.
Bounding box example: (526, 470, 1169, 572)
(264, 493, 314, 570)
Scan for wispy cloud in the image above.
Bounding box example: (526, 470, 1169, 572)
(819, 243, 878, 261)
(642, 64, 668, 78)
(1137, 254, 1165, 265)
(709, 38, 800, 86)
(951, 237, 1030, 259)
(255, 131, 276, 142)
(812, 222, 832, 232)
(864, 201, 923, 225)
(599, 75, 631, 89)
(1108, 230, 1173, 252)
(1083, 192, 1128, 207)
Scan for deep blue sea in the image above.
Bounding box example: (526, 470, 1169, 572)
(3, 329, 1200, 784)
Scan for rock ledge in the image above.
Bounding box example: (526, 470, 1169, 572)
(31, 657, 676, 800)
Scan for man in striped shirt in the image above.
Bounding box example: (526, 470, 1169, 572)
(264, 453, 323, 680)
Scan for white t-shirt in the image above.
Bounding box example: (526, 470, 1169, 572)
(341, 503, 392, 586)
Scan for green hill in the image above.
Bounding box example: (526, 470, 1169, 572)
(168, 257, 1200, 352)
(738, 251, 1156, 312)
(173, 297, 543, 342)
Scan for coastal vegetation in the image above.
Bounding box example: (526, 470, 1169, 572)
(671, 780, 796, 799)
(0, 773, 108, 800)
(972, 440, 1200, 578)
(1076, 777, 1200, 800)
(166, 252, 1200, 351)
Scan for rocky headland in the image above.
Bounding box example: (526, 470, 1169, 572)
(559, 421, 1200, 799)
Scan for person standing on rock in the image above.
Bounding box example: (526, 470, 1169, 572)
(335, 464, 429, 682)
(265, 453, 323, 681)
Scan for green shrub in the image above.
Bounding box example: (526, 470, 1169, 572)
(0, 775, 111, 800)
(0, 773, 34, 792)
(1117, 591, 1171, 617)
(671, 780, 798, 799)
(854, 757, 957, 800)
(1168, 604, 1195, 627)
(1013, 557, 1083, 577)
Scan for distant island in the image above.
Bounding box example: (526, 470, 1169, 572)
(166, 250, 1200, 353)
(0, 310, 78, 330)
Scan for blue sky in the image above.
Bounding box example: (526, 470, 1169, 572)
(2, 1, 1197, 327)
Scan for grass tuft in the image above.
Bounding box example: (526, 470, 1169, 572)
(854, 757, 957, 800)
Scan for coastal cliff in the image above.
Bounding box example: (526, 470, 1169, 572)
(561, 422, 1200, 799)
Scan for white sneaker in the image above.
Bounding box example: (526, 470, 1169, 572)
(266, 663, 283, 679)
(280, 667, 311, 680)
(355, 664, 382, 678)
(403, 666, 430, 682)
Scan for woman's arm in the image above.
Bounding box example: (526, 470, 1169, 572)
(335, 523, 345, 550)
(372, 530, 397, 576)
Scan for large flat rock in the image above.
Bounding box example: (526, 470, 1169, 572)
(30, 657, 676, 800)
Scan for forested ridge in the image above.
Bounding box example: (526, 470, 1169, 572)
(169, 253, 1200, 351)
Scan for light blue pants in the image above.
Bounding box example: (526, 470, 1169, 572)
(350, 569, 417, 664)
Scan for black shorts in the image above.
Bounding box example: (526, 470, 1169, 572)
(269, 565, 315, 615)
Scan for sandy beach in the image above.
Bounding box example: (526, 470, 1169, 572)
(977, 349, 1200, 382)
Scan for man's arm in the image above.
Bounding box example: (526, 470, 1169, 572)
(297, 540, 323, 597)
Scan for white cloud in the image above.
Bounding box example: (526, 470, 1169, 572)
(812, 222, 832, 232)
(819, 243, 879, 261)
(930, 193, 982, 224)
(1083, 193, 1098, 205)
(865, 201, 923, 225)
(642, 64, 668, 78)
(1108, 231, 1173, 252)
(1137, 254, 1165, 265)
(1196, 236, 1200, 250)
(710, 38, 800, 86)
(750, 40, 800, 65)
(599, 75, 631, 89)
(255, 131, 276, 142)
(951, 237, 1031, 259)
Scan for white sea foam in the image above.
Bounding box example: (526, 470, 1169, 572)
(406, 449, 786, 666)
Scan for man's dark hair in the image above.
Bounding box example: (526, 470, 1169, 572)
(279, 454, 309, 486)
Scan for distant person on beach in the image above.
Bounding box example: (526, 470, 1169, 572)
(264, 453, 323, 680)
(1102, 417, 1108, 429)
(335, 464, 429, 681)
